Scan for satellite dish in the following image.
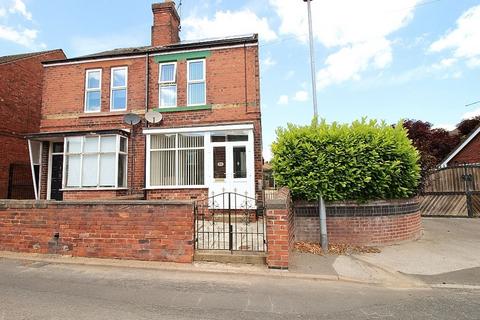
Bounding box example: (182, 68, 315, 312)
(123, 113, 141, 126)
(145, 111, 163, 124)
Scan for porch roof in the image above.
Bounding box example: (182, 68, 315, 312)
(25, 129, 130, 141)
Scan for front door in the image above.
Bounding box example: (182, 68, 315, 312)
(209, 131, 255, 208)
(50, 142, 64, 201)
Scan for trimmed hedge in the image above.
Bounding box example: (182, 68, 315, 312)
(271, 119, 420, 202)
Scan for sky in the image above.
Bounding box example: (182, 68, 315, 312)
(1, 0, 480, 161)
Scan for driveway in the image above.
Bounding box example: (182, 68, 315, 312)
(356, 218, 480, 285)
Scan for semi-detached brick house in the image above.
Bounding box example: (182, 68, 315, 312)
(0, 49, 66, 199)
(27, 1, 263, 204)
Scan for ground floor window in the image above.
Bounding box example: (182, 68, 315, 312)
(148, 133, 205, 187)
(64, 135, 127, 188)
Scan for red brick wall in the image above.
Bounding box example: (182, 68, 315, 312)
(0, 50, 65, 199)
(449, 135, 480, 165)
(147, 188, 208, 201)
(0, 200, 194, 263)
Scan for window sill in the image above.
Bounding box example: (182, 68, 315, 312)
(153, 105, 212, 113)
(144, 186, 207, 190)
(79, 111, 131, 118)
(60, 187, 129, 191)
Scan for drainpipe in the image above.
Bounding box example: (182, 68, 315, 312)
(143, 53, 150, 199)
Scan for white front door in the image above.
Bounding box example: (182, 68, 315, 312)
(207, 130, 255, 208)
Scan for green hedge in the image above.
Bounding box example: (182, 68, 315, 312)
(271, 119, 420, 202)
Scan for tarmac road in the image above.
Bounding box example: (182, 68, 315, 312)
(0, 257, 479, 320)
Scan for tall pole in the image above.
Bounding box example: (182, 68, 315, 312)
(304, 0, 328, 253)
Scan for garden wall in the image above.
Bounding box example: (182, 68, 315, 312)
(294, 198, 422, 246)
(0, 200, 194, 263)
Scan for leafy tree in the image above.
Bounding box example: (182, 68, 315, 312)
(271, 118, 420, 202)
(456, 116, 480, 138)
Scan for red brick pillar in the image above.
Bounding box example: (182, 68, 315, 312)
(266, 189, 294, 269)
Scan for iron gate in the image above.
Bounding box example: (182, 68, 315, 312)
(194, 192, 266, 252)
(7, 163, 35, 199)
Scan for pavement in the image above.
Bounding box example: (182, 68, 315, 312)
(0, 257, 479, 319)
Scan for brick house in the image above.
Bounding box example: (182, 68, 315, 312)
(439, 125, 480, 167)
(0, 49, 66, 199)
(27, 1, 262, 204)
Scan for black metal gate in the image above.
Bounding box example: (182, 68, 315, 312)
(194, 192, 266, 252)
(7, 163, 35, 199)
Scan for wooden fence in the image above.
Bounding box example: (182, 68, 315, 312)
(420, 165, 480, 217)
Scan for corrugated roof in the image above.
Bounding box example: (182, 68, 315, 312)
(43, 34, 258, 65)
(0, 49, 64, 65)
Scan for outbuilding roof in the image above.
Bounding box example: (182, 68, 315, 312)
(0, 49, 64, 65)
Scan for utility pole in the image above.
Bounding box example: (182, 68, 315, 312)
(303, 0, 328, 252)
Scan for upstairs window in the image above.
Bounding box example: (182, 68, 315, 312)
(187, 59, 206, 106)
(64, 135, 127, 188)
(110, 67, 128, 111)
(159, 62, 177, 108)
(85, 69, 102, 112)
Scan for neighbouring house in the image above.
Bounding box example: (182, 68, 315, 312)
(26, 1, 262, 203)
(439, 125, 480, 167)
(0, 49, 66, 199)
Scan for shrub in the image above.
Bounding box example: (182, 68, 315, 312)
(271, 118, 420, 202)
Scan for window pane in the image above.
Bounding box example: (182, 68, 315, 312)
(52, 142, 64, 153)
(100, 136, 116, 152)
(112, 68, 126, 87)
(227, 135, 248, 142)
(179, 149, 204, 185)
(30, 141, 41, 164)
(233, 147, 247, 179)
(117, 154, 127, 187)
(87, 71, 101, 89)
(112, 89, 127, 110)
(66, 155, 81, 187)
(188, 61, 204, 81)
(188, 82, 205, 105)
(151, 134, 176, 149)
(213, 146, 226, 179)
(178, 133, 204, 148)
(159, 85, 177, 107)
(119, 137, 127, 153)
(99, 154, 116, 187)
(66, 137, 82, 153)
(160, 64, 175, 82)
(86, 91, 101, 111)
(84, 136, 98, 153)
(211, 135, 226, 142)
(150, 150, 176, 186)
(82, 154, 98, 186)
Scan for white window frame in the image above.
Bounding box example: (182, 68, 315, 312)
(84, 69, 102, 113)
(158, 62, 177, 108)
(146, 133, 206, 189)
(110, 66, 128, 111)
(62, 135, 128, 190)
(187, 59, 206, 106)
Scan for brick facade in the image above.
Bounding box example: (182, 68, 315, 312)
(0, 50, 66, 199)
(0, 200, 194, 263)
(448, 134, 480, 165)
(36, 3, 262, 201)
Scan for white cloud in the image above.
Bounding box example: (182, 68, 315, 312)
(432, 58, 457, 70)
(0, 25, 44, 48)
(9, 0, 31, 20)
(463, 107, 480, 120)
(0, 7, 6, 17)
(293, 90, 308, 102)
(261, 55, 276, 70)
(432, 123, 456, 131)
(277, 95, 289, 105)
(182, 9, 277, 42)
(430, 5, 480, 68)
(269, 0, 421, 89)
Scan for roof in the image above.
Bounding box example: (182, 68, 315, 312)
(43, 34, 258, 65)
(439, 124, 480, 167)
(0, 49, 64, 65)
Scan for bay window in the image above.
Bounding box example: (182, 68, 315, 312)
(85, 69, 102, 112)
(64, 135, 127, 188)
(110, 67, 128, 111)
(159, 62, 177, 108)
(187, 59, 206, 106)
(149, 133, 204, 187)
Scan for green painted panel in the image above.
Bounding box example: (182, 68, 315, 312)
(154, 51, 211, 63)
(153, 105, 212, 113)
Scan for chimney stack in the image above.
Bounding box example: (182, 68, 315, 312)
(151, 1, 180, 47)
